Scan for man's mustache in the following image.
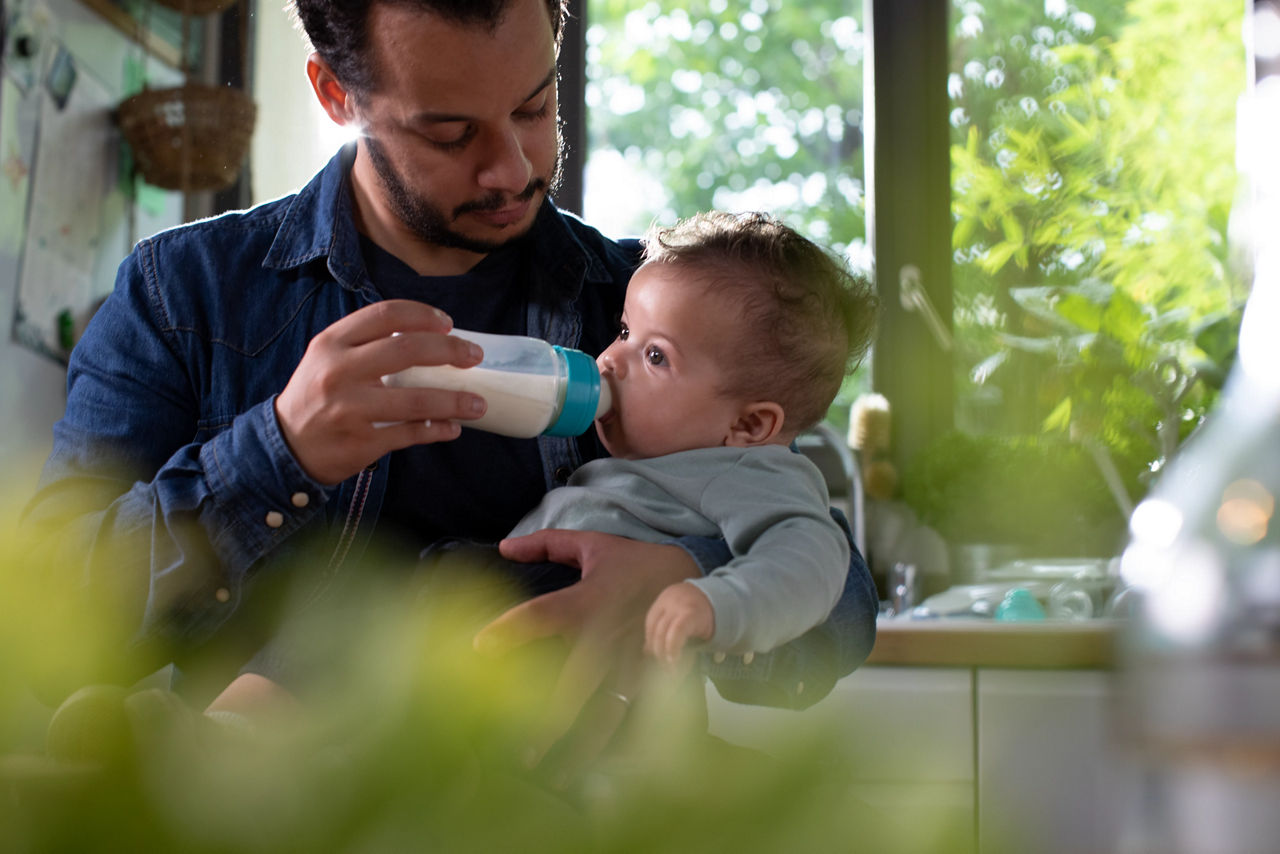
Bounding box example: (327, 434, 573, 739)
(454, 178, 548, 217)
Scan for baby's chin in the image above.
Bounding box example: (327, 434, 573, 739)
(593, 421, 647, 460)
(593, 420, 624, 458)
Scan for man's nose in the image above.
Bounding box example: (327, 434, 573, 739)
(476, 126, 533, 193)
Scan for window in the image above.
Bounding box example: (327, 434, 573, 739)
(580, 0, 1249, 561)
(930, 0, 1246, 559)
(947, 0, 1246, 452)
(581, 0, 872, 434)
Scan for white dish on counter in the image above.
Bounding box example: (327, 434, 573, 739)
(978, 556, 1117, 582)
(913, 580, 1057, 619)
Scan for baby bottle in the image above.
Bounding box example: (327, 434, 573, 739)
(381, 329, 611, 439)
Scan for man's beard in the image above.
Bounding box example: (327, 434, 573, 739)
(364, 129, 564, 255)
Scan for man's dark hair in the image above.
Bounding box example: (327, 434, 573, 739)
(290, 0, 568, 99)
(642, 211, 879, 436)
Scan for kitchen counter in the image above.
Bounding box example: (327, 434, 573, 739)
(865, 617, 1121, 669)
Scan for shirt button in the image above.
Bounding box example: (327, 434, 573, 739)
(265, 510, 284, 528)
(712, 652, 726, 664)
(214, 587, 231, 603)
(291, 492, 310, 508)
(742, 652, 755, 665)
(554, 466, 572, 484)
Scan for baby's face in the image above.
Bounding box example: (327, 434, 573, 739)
(594, 263, 748, 460)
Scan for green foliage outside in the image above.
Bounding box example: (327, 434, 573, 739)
(584, 0, 872, 424)
(900, 0, 1247, 551)
(586, 1, 1248, 520)
(948, 0, 1248, 477)
(585, 0, 865, 250)
(901, 430, 1131, 555)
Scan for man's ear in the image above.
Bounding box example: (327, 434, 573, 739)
(726, 402, 786, 447)
(306, 53, 360, 128)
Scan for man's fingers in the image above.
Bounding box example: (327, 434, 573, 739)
(535, 688, 629, 789)
(375, 386, 487, 427)
(525, 636, 613, 767)
(473, 586, 575, 655)
(531, 625, 648, 775)
(370, 417, 463, 450)
(498, 530, 594, 568)
(327, 299, 455, 346)
(359, 327, 484, 380)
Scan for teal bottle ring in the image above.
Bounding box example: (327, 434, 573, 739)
(546, 346, 601, 437)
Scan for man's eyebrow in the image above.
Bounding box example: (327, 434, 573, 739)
(520, 68, 557, 106)
(412, 68, 556, 125)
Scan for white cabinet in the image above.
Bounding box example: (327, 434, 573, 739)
(707, 667, 976, 854)
(975, 670, 1126, 854)
(706, 666, 1125, 854)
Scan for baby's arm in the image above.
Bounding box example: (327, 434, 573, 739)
(644, 581, 715, 666)
(691, 447, 850, 655)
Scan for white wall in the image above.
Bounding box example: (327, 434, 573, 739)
(1, 0, 182, 496)
(0, 261, 67, 494)
(3, 0, 374, 499)
(250, 3, 352, 204)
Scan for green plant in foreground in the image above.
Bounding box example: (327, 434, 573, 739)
(1, 499, 968, 854)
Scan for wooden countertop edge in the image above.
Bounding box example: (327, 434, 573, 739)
(865, 619, 1120, 670)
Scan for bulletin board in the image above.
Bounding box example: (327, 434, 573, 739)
(6, 48, 115, 362)
(1, 0, 183, 365)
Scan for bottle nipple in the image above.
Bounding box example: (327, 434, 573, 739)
(595, 377, 613, 420)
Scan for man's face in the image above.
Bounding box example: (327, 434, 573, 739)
(353, 0, 562, 253)
(594, 264, 751, 460)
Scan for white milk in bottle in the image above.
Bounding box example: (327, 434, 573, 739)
(381, 329, 611, 438)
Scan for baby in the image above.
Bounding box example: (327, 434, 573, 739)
(504, 210, 877, 664)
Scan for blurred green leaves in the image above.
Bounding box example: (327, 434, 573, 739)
(995, 280, 1238, 471)
(902, 430, 1129, 555)
(949, 0, 1247, 480)
(1, 510, 940, 853)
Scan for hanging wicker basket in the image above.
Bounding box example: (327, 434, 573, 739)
(117, 83, 257, 193)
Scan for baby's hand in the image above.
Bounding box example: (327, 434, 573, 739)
(644, 582, 715, 669)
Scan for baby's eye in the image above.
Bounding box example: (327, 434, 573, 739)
(645, 345, 667, 366)
(618, 323, 630, 341)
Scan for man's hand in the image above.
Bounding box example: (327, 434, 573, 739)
(644, 582, 715, 670)
(275, 300, 486, 484)
(472, 530, 699, 776)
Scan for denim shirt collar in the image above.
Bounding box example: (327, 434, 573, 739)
(262, 144, 365, 290)
(261, 142, 619, 302)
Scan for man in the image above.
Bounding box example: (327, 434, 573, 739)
(22, 0, 876, 751)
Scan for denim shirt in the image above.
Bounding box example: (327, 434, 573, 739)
(25, 145, 876, 709)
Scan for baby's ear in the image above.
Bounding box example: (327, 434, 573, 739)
(727, 402, 785, 447)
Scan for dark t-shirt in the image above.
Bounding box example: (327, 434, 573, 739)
(362, 235, 604, 557)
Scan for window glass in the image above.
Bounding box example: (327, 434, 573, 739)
(583, 0, 870, 433)
(927, 0, 1248, 559)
